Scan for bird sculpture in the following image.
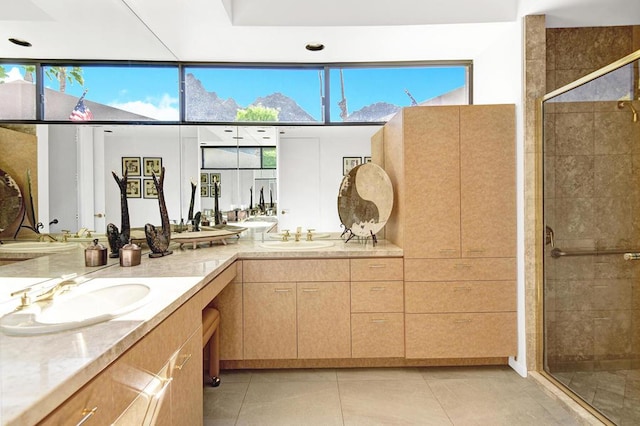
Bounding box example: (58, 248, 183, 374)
(188, 179, 196, 221)
(145, 167, 172, 257)
(106, 171, 131, 258)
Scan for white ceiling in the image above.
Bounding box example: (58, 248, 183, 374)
(1, 0, 639, 62)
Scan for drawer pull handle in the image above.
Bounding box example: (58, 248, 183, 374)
(370, 287, 386, 291)
(371, 319, 387, 323)
(274, 288, 291, 293)
(175, 353, 192, 370)
(77, 407, 98, 425)
(454, 263, 471, 270)
(302, 288, 319, 293)
(454, 319, 472, 324)
(467, 249, 485, 254)
(440, 249, 457, 253)
(453, 287, 471, 291)
(368, 264, 386, 268)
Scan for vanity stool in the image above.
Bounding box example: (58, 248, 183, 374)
(202, 307, 221, 387)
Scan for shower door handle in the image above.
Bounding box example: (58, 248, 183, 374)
(623, 253, 640, 260)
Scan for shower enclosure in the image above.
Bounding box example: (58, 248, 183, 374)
(542, 49, 640, 425)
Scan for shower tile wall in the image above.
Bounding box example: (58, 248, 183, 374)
(544, 101, 640, 371)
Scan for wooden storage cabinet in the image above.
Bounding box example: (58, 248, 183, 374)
(211, 261, 243, 360)
(405, 281, 516, 314)
(405, 312, 517, 358)
(351, 313, 404, 358)
(350, 258, 404, 358)
(243, 282, 297, 359)
(297, 281, 351, 359)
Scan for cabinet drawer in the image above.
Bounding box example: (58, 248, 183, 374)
(39, 369, 113, 426)
(244, 259, 349, 282)
(405, 281, 515, 313)
(405, 312, 516, 358)
(351, 313, 404, 358)
(405, 258, 515, 282)
(350, 258, 403, 281)
(351, 281, 403, 313)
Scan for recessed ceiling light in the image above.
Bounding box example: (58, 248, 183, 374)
(9, 38, 31, 47)
(305, 43, 324, 52)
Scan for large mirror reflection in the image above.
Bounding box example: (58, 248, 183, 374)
(0, 124, 379, 243)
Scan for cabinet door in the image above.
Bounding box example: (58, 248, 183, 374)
(403, 106, 461, 259)
(297, 281, 350, 359)
(171, 328, 203, 426)
(212, 281, 243, 360)
(244, 282, 297, 359)
(460, 105, 516, 258)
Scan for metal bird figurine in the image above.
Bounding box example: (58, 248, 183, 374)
(106, 171, 131, 258)
(188, 179, 196, 221)
(145, 167, 172, 257)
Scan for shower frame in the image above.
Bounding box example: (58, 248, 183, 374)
(536, 48, 640, 426)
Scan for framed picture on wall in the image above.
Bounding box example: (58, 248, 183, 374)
(201, 185, 209, 197)
(343, 156, 362, 175)
(143, 179, 158, 199)
(200, 172, 209, 185)
(126, 179, 141, 198)
(210, 173, 221, 185)
(121, 157, 141, 177)
(143, 157, 162, 177)
(364, 156, 372, 164)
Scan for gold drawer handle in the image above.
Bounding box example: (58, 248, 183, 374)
(453, 319, 472, 324)
(439, 248, 457, 254)
(302, 288, 319, 292)
(175, 353, 192, 370)
(370, 287, 386, 291)
(453, 287, 471, 291)
(467, 249, 486, 254)
(274, 288, 291, 293)
(368, 264, 386, 268)
(371, 319, 387, 323)
(454, 263, 471, 270)
(77, 407, 98, 425)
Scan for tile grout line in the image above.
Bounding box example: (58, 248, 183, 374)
(422, 371, 456, 426)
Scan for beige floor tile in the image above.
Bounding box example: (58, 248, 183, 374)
(339, 379, 451, 425)
(250, 368, 337, 382)
(219, 369, 253, 383)
(337, 367, 424, 382)
(203, 382, 249, 426)
(428, 377, 580, 426)
(236, 381, 343, 426)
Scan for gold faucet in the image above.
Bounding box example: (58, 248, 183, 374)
(281, 230, 290, 241)
(294, 227, 302, 242)
(10, 275, 79, 310)
(306, 229, 315, 241)
(61, 230, 71, 242)
(39, 233, 58, 242)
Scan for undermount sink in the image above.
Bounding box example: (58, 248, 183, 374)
(0, 241, 81, 253)
(0, 283, 152, 335)
(259, 240, 335, 250)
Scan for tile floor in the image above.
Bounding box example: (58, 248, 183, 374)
(203, 366, 587, 425)
(553, 369, 640, 425)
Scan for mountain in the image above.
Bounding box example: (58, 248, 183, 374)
(251, 93, 315, 122)
(185, 73, 240, 121)
(345, 102, 400, 122)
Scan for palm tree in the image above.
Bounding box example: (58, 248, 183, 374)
(20, 65, 84, 92)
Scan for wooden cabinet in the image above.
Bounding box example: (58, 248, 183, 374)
(243, 282, 297, 359)
(297, 281, 350, 359)
(211, 261, 243, 360)
(378, 105, 517, 360)
(242, 259, 350, 360)
(350, 258, 404, 358)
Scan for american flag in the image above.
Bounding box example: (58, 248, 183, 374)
(69, 90, 93, 121)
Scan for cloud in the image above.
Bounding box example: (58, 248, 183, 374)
(109, 93, 178, 120)
(1, 67, 25, 83)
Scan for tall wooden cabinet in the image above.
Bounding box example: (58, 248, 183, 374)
(376, 105, 517, 360)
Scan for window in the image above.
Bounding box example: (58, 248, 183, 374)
(0, 63, 37, 120)
(42, 64, 179, 121)
(185, 66, 324, 123)
(329, 65, 470, 122)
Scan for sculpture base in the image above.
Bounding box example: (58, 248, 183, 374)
(149, 250, 173, 258)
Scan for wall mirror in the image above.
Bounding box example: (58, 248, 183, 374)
(19, 124, 378, 238)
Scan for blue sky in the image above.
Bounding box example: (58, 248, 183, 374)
(3, 64, 466, 121)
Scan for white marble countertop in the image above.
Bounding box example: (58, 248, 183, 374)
(0, 236, 402, 425)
